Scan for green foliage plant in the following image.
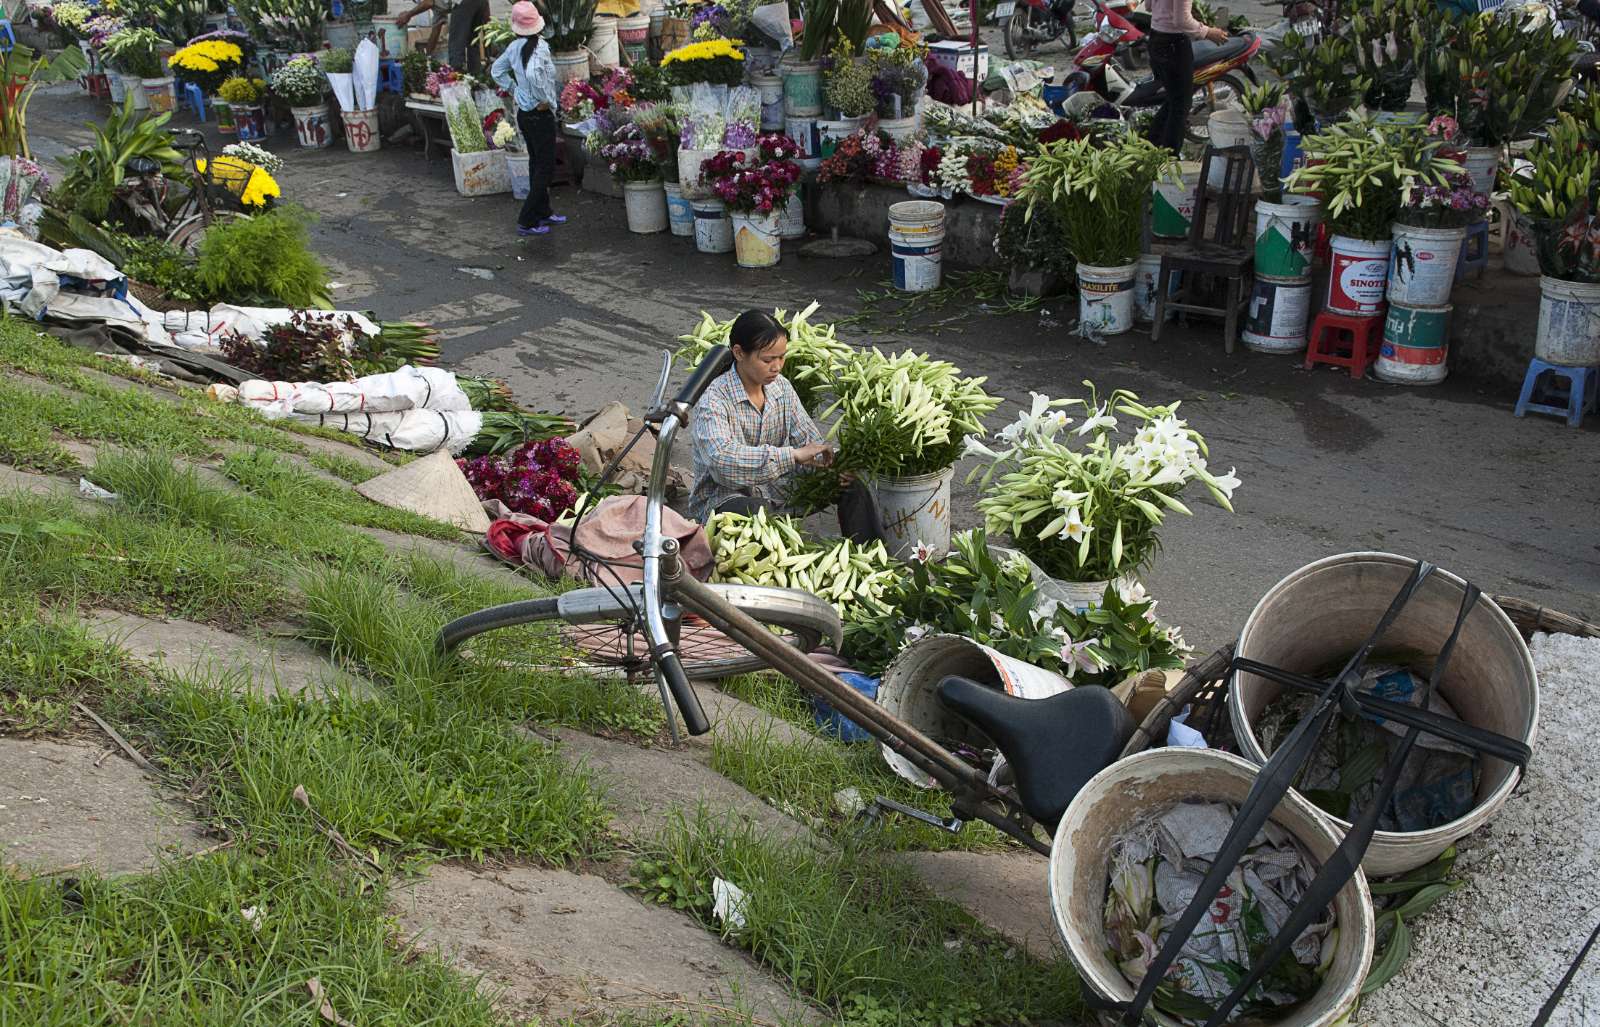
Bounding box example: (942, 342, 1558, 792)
(1286, 114, 1462, 241)
(1, 43, 90, 158)
(1017, 132, 1175, 267)
(54, 96, 183, 220)
(194, 206, 332, 308)
(1415, 4, 1577, 148)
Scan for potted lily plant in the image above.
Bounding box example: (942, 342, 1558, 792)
(1350, 0, 1422, 114)
(966, 384, 1239, 606)
(1263, 30, 1368, 135)
(101, 27, 168, 113)
(1016, 132, 1175, 336)
(270, 56, 331, 149)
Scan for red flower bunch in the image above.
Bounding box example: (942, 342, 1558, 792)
(919, 145, 942, 185)
(1037, 120, 1085, 146)
(966, 152, 998, 196)
(818, 133, 875, 184)
(756, 132, 803, 162)
(459, 437, 583, 521)
(711, 160, 801, 215)
(700, 148, 748, 182)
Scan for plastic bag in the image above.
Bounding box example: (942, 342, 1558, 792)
(678, 82, 729, 150)
(722, 86, 759, 147)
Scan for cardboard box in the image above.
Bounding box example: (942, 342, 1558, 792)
(928, 40, 989, 83)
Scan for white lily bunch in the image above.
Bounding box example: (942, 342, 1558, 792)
(966, 383, 1240, 583)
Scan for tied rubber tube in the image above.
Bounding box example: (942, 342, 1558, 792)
(671, 346, 734, 410)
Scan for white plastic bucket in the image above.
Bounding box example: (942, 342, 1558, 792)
(731, 211, 781, 267)
(123, 74, 149, 111)
(1503, 206, 1541, 276)
(1206, 108, 1252, 187)
(1051, 577, 1121, 613)
(753, 72, 784, 131)
(664, 180, 693, 236)
(1324, 235, 1391, 316)
(877, 632, 1072, 785)
(1077, 262, 1138, 336)
(588, 18, 621, 70)
(1536, 276, 1600, 366)
(1254, 196, 1321, 279)
(1230, 552, 1539, 876)
(618, 12, 650, 63)
(142, 76, 176, 114)
(341, 109, 380, 153)
(1242, 274, 1314, 353)
(1462, 145, 1499, 198)
(1376, 302, 1451, 385)
(692, 198, 733, 253)
(887, 199, 945, 236)
(292, 103, 333, 149)
(1150, 162, 1200, 239)
(553, 50, 590, 87)
(874, 465, 953, 561)
(878, 115, 919, 143)
(623, 179, 668, 234)
(108, 72, 126, 103)
(1388, 223, 1467, 306)
(1050, 748, 1375, 1027)
(778, 189, 806, 240)
(889, 226, 943, 292)
(1133, 253, 1165, 322)
(451, 148, 509, 196)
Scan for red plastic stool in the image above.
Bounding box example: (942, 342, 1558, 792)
(1304, 309, 1384, 379)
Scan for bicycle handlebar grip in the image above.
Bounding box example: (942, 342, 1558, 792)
(672, 346, 734, 409)
(658, 651, 711, 736)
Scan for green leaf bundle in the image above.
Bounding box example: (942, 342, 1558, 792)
(194, 206, 332, 309)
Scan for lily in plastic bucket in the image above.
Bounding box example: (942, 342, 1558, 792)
(1254, 196, 1321, 279)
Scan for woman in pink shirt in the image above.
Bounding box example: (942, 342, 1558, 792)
(1147, 0, 1227, 152)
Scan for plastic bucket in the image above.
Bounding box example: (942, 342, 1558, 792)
(1325, 235, 1390, 316)
(887, 199, 945, 236)
(1388, 224, 1466, 306)
(817, 115, 865, 157)
(879, 115, 918, 144)
(1049, 748, 1375, 1027)
(618, 12, 650, 63)
(692, 198, 733, 253)
(292, 103, 333, 149)
(1077, 262, 1138, 336)
(778, 189, 806, 240)
(509, 156, 530, 199)
(1242, 274, 1314, 353)
(623, 179, 668, 234)
(451, 148, 509, 196)
(1535, 276, 1600, 366)
(889, 226, 944, 292)
(1133, 253, 1171, 323)
(877, 632, 1072, 785)
(1503, 206, 1540, 276)
(142, 76, 176, 114)
(664, 180, 693, 236)
(233, 104, 265, 141)
(553, 50, 590, 87)
(589, 18, 621, 70)
(1229, 552, 1539, 876)
(780, 59, 822, 117)
(1254, 197, 1321, 279)
(1376, 302, 1451, 385)
(874, 465, 953, 561)
(108, 72, 126, 104)
(1280, 125, 1306, 181)
(1462, 145, 1499, 198)
(731, 211, 781, 267)
(786, 116, 821, 162)
(1150, 162, 1200, 239)
(342, 109, 380, 152)
(123, 74, 149, 111)
(1206, 108, 1252, 187)
(753, 72, 784, 131)
(677, 145, 754, 200)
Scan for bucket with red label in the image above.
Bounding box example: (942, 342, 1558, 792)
(1325, 235, 1392, 316)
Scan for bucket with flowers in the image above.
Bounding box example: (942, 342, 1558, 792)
(168, 37, 246, 114)
(270, 57, 330, 149)
(966, 384, 1240, 608)
(704, 145, 801, 268)
(660, 38, 745, 87)
(600, 122, 669, 233)
(219, 76, 268, 140)
(100, 27, 163, 112)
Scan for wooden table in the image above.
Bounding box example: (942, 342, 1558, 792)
(404, 97, 449, 160)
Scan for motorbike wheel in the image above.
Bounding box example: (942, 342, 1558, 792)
(1004, 7, 1037, 60)
(1185, 72, 1250, 143)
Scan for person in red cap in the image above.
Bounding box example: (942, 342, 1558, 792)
(491, 1, 565, 236)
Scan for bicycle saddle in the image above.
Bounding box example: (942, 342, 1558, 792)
(937, 676, 1134, 828)
(169, 129, 205, 151)
(125, 155, 161, 176)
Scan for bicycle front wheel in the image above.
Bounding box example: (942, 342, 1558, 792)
(437, 582, 841, 681)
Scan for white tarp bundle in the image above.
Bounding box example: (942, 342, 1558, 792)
(0, 232, 173, 346)
(160, 304, 383, 353)
(235, 365, 482, 454)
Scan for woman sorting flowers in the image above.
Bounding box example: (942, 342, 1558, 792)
(689, 310, 881, 541)
(490, 2, 566, 236)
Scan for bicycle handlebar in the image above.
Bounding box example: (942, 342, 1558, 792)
(671, 345, 734, 411)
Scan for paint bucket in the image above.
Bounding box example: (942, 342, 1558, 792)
(1376, 303, 1451, 384)
(1206, 108, 1252, 187)
(1133, 253, 1167, 322)
(664, 180, 693, 236)
(451, 148, 509, 196)
(889, 225, 944, 292)
(786, 115, 821, 163)
(233, 104, 265, 141)
(873, 466, 955, 563)
(1150, 161, 1200, 239)
(108, 72, 126, 104)
(753, 72, 784, 131)
(553, 50, 590, 87)
(1230, 552, 1538, 876)
(623, 179, 669, 234)
(1388, 224, 1467, 306)
(1502, 205, 1540, 276)
(341, 109, 380, 153)
(292, 103, 333, 149)
(588, 18, 621, 70)
(142, 76, 176, 114)
(817, 114, 865, 157)
(1462, 145, 1499, 198)
(678, 146, 754, 199)
(123, 74, 149, 111)
(876, 631, 1073, 785)
(692, 198, 733, 253)
(780, 58, 823, 117)
(778, 189, 806, 240)
(1535, 276, 1600, 366)
(1254, 196, 1321, 279)
(1325, 235, 1391, 316)
(1280, 125, 1306, 181)
(879, 114, 919, 144)
(618, 12, 650, 63)
(1050, 749, 1375, 1027)
(732, 211, 781, 267)
(1077, 262, 1138, 336)
(1242, 274, 1314, 353)
(887, 199, 945, 236)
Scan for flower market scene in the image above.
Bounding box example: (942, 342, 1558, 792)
(3, 0, 1599, 1021)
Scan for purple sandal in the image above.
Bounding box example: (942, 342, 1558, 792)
(517, 224, 550, 236)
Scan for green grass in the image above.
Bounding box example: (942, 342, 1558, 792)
(220, 449, 461, 542)
(300, 448, 385, 484)
(0, 606, 136, 735)
(634, 813, 1082, 1026)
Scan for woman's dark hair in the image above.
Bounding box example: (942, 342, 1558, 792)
(729, 310, 787, 354)
(522, 33, 542, 71)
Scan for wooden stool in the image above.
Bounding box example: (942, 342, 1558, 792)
(1514, 358, 1598, 428)
(1304, 310, 1383, 379)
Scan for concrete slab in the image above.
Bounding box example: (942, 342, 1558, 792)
(392, 862, 824, 1025)
(896, 849, 1059, 957)
(0, 738, 210, 877)
(0, 464, 72, 498)
(354, 525, 532, 592)
(80, 610, 371, 697)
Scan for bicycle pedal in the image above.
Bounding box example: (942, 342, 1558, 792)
(869, 796, 966, 834)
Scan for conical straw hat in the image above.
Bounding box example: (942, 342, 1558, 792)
(355, 450, 491, 533)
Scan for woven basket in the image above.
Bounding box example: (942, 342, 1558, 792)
(127, 280, 189, 313)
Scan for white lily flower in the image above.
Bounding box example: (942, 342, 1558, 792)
(1058, 507, 1092, 543)
(1059, 636, 1101, 679)
(911, 539, 934, 563)
(1075, 402, 1118, 436)
(1209, 466, 1242, 501)
(963, 437, 1003, 460)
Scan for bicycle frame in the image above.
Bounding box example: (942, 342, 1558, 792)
(637, 347, 1052, 855)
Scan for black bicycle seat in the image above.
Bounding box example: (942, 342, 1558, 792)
(169, 129, 205, 151)
(937, 675, 1134, 828)
(125, 155, 162, 176)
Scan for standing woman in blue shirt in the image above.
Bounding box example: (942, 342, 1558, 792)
(491, 2, 566, 236)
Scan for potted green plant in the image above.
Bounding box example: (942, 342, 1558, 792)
(100, 27, 170, 113)
(270, 57, 331, 149)
(820, 40, 872, 155)
(547, 0, 601, 86)
(1263, 30, 1369, 134)
(1016, 133, 1175, 336)
(1350, 0, 1422, 113)
(966, 384, 1239, 600)
(865, 41, 926, 140)
(995, 200, 1074, 298)
(0, 44, 88, 158)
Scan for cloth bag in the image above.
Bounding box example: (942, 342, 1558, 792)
(487, 494, 713, 585)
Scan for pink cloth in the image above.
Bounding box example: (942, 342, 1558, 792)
(487, 494, 714, 586)
(1149, 0, 1209, 39)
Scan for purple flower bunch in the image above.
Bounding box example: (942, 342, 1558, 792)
(689, 3, 730, 34)
(723, 121, 757, 148)
(459, 437, 583, 521)
(599, 125, 662, 182)
(1400, 170, 1489, 228)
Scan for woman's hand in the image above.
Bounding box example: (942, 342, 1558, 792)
(793, 444, 833, 468)
(1205, 25, 1227, 43)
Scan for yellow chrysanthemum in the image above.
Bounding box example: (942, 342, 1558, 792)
(195, 156, 281, 208)
(169, 39, 244, 73)
(660, 38, 745, 65)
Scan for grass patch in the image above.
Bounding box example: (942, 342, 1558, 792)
(634, 813, 1082, 1025)
(0, 841, 509, 1026)
(301, 448, 384, 484)
(0, 396, 78, 473)
(0, 606, 135, 735)
(220, 449, 461, 542)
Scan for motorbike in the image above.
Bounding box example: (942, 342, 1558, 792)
(1056, 0, 1260, 141)
(1001, 0, 1151, 61)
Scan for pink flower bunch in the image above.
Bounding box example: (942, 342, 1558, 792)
(458, 438, 583, 521)
(709, 153, 801, 215)
(425, 65, 463, 97)
(756, 132, 802, 162)
(1428, 114, 1460, 141)
(561, 79, 602, 120)
(1252, 104, 1287, 142)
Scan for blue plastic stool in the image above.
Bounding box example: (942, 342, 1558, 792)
(182, 81, 208, 121)
(379, 58, 404, 94)
(0, 19, 16, 52)
(1456, 219, 1489, 281)
(1514, 358, 1598, 428)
